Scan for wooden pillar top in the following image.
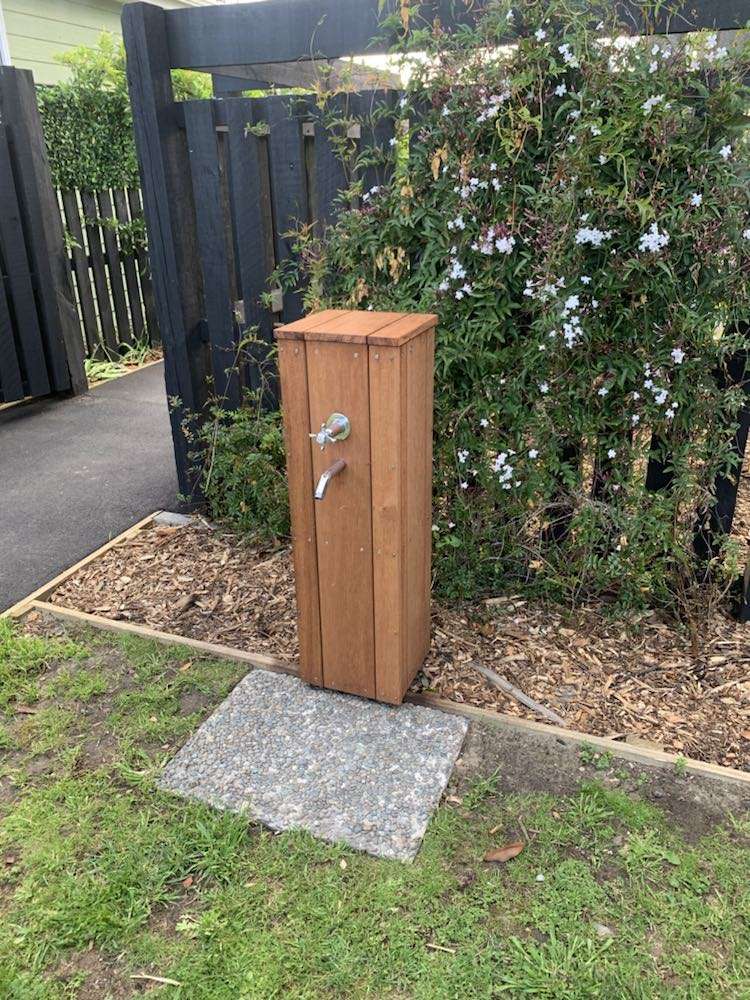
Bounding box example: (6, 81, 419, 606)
(276, 309, 437, 346)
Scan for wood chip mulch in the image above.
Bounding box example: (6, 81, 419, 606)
(47, 521, 750, 771)
(50, 524, 299, 661)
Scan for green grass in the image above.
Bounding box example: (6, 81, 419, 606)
(0, 623, 749, 998)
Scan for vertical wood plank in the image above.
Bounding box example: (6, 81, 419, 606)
(61, 189, 100, 356)
(112, 188, 146, 343)
(127, 187, 159, 344)
(0, 125, 49, 397)
(225, 97, 275, 396)
(122, 2, 205, 495)
(404, 327, 434, 679)
(98, 188, 133, 346)
(184, 99, 239, 407)
(81, 190, 117, 354)
(0, 67, 86, 394)
(276, 336, 323, 685)
(307, 340, 375, 698)
(0, 273, 23, 403)
(312, 92, 349, 234)
(369, 343, 404, 703)
(263, 95, 309, 323)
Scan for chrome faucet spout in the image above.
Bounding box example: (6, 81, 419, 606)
(314, 459, 346, 500)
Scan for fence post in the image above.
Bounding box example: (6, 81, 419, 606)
(0, 66, 86, 395)
(122, 2, 208, 496)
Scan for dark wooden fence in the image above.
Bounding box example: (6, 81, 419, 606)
(122, 0, 750, 611)
(58, 186, 159, 358)
(0, 67, 86, 403)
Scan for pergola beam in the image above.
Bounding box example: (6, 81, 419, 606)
(205, 59, 401, 93)
(162, 0, 750, 71)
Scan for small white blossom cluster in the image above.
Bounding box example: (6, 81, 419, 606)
(638, 222, 669, 253)
(477, 89, 511, 124)
(641, 93, 666, 115)
(687, 31, 728, 71)
(642, 363, 678, 419)
(361, 185, 381, 203)
(558, 42, 580, 68)
(524, 275, 565, 301)
(575, 226, 613, 248)
(492, 450, 517, 489)
(474, 225, 516, 256)
(454, 175, 489, 200)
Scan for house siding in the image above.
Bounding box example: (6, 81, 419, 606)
(5, 0, 199, 85)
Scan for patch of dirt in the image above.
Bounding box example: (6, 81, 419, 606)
(44, 522, 750, 771)
(451, 722, 750, 840)
(51, 947, 136, 999)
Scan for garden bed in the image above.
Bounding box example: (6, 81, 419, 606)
(41, 517, 750, 772)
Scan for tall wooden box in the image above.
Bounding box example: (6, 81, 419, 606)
(275, 309, 436, 704)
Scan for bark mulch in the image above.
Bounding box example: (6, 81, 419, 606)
(47, 521, 750, 771)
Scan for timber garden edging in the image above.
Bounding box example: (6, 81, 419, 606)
(5, 510, 750, 793)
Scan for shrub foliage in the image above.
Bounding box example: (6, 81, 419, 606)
(299, 0, 750, 609)
(38, 33, 211, 191)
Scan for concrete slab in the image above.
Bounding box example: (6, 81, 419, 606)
(159, 670, 468, 861)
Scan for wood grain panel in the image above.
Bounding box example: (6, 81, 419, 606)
(404, 328, 434, 682)
(369, 343, 404, 703)
(307, 340, 375, 697)
(276, 339, 323, 684)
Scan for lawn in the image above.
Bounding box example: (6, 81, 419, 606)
(0, 619, 749, 999)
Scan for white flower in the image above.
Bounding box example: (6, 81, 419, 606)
(389, 137, 397, 147)
(539, 382, 550, 394)
(651, 43, 660, 56)
(743, 229, 750, 240)
(690, 192, 703, 207)
(528, 448, 539, 459)
(492, 177, 501, 192)
(478, 418, 488, 429)
(447, 215, 466, 231)
(607, 448, 616, 459)
(631, 414, 640, 425)
(399, 96, 408, 108)
(506, 8, 514, 20)
(460, 481, 468, 490)
(590, 125, 601, 136)
(641, 94, 665, 115)
(495, 235, 516, 254)
(598, 386, 609, 396)
(568, 109, 581, 120)
(591, 299, 599, 308)
(671, 347, 685, 364)
(563, 294, 580, 312)
(638, 222, 670, 253)
(535, 27, 547, 41)
(654, 388, 668, 405)
(575, 226, 612, 247)
(457, 449, 469, 463)
(581, 275, 591, 284)
(665, 407, 676, 420)
(554, 82, 567, 97)
(441, 105, 451, 117)
(719, 144, 732, 160)
(558, 42, 580, 68)
(598, 154, 608, 165)
(648, 60, 658, 73)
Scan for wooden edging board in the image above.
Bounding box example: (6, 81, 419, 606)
(2, 511, 160, 619)
(406, 693, 750, 791)
(14, 596, 750, 792)
(27, 600, 298, 677)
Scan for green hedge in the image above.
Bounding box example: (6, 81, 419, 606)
(38, 33, 211, 191)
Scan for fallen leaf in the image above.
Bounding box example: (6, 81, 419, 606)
(484, 841, 524, 863)
(182, 876, 194, 888)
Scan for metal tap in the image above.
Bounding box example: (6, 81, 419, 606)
(314, 459, 346, 500)
(310, 412, 350, 450)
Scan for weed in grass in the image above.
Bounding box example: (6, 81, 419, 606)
(0, 621, 85, 711)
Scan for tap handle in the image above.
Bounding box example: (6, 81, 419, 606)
(309, 412, 350, 450)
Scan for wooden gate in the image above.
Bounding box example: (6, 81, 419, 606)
(0, 68, 86, 404)
(122, 1, 405, 494)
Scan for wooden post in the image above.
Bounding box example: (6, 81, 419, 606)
(276, 309, 436, 704)
(122, 2, 207, 496)
(0, 67, 86, 395)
